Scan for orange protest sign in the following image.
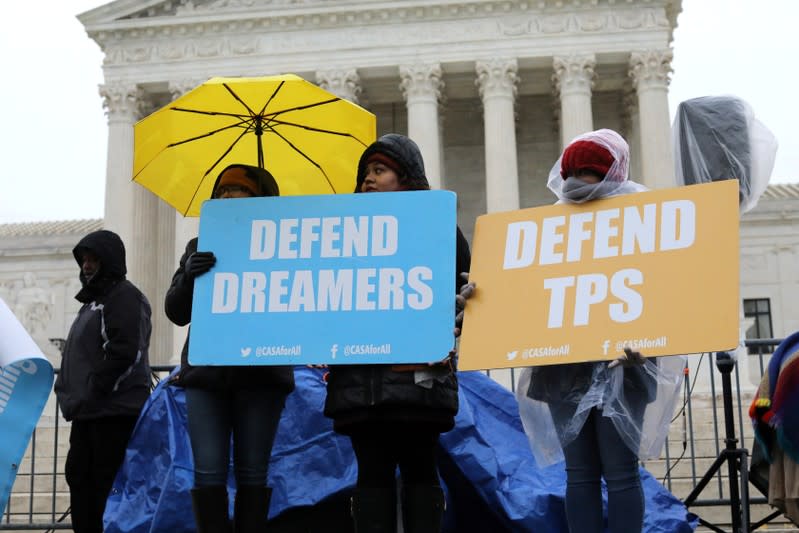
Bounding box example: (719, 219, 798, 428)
(458, 180, 739, 371)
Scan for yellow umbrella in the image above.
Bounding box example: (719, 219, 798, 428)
(133, 74, 376, 216)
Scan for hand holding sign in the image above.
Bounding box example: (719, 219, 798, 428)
(184, 251, 216, 279)
(454, 272, 475, 338)
(607, 347, 646, 369)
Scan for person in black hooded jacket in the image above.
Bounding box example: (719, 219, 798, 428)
(165, 164, 295, 533)
(323, 134, 471, 533)
(54, 229, 152, 533)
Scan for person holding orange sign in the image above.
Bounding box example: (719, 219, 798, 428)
(516, 129, 682, 533)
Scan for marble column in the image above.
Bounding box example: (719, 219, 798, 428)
(553, 53, 596, 148)
(399, 63, 445, 189)
(629, 50, 676, 190)
(99, 81, 143, 247)
(167, 79, 203, 363)
(315, 68, 362, 104)
(476, 58, 520, 213)
(622, 82, 643, 181)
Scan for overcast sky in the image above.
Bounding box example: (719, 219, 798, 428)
(0, 0, 796, 224)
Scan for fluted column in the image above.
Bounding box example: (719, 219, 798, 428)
(399, 63, 445, 189)
(622, 82, 643, 181)
(476, 58, 520, 213)
(315, 68, 362, 104)
(167, 79, 203, 363)
(629, 50, 676, 189)
(553, 54, 596, 148)
(99, 81, 143, 246)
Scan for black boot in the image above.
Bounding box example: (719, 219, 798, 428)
(351, 487, 397, 533)
(400, 485, 445, 533)
(191, 485, 231, 533)
(233, 485, 271, 533)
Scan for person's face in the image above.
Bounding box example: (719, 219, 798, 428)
(81, 251, 101, 280)
(214, 183, 256, 199)
(572, 169, 604, 184)
(361, 161, 403, 193)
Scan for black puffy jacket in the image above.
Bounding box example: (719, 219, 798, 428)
(165, 237, 295, 393)
(324, 133, 471, 434)
(54, 230, 152, 421)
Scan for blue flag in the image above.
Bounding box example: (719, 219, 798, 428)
(0, 298, 54, 517)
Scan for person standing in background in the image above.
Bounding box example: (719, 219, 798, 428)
(54, 229, 152, 533)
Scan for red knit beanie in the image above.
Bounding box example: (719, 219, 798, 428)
(365, 152, 404, 177)
(560, 140, 615, 180)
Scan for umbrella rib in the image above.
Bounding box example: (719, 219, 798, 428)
(267, 119, 370, 146)
(266, 98, 340, 118)
(270, 128, 337, 192)
(184, 127, 253, 211)
(166, 118, 255, 148)
(170, 107, 251, 119)
(223, 83, 258, 117)
(258, 80, 286, 116)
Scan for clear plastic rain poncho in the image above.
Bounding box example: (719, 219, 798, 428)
(517, 129, 684, 467)
(672, 95, 778, 214)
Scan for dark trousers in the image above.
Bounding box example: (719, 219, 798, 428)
(349, 423, 439, 489)
(560, 407, 644, 533)
(65, 416, 138, 533)
(185, 387, 285, 487)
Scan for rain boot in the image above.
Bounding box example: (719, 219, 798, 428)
(351, 487, 397, 533)
(400, 485, 445, 533)
(191, 485, 231, 533)
(233, 485, 271, 533)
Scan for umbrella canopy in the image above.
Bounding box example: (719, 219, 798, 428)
(133, 74, 376, 216)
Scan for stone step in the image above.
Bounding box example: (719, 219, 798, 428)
(9, 471, 69, 493)
(6, 491, 70, 517)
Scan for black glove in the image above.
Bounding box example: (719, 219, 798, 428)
(184, 251, 216, 279)
(454, 272, 475, 338)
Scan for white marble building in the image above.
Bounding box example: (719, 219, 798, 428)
(1, 0, 797, 376)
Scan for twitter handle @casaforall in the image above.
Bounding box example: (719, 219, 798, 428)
(506, 344, 571, 361)
(241, 345, 302, 357)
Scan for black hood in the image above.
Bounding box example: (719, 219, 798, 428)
(355, 134, 430, 193)
(73, 230, 126, 302)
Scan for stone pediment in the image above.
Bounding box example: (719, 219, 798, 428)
(80, 0, 680, 27)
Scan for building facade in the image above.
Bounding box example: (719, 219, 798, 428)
(2, 0, 796, 374)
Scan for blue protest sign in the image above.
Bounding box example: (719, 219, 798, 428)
(189, 190, 456, 366)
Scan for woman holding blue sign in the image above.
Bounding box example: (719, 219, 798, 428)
(323, 134, 471, 532)
(515, 129, 683, 533)
(165, 164, 295, 533)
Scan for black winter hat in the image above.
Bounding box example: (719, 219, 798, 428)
(355, 134, 430, 193)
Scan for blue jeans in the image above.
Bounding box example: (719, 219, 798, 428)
(185, 387, 286, 487)
(560, 407, 644, 533)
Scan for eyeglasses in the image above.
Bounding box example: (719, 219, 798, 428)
(213, 184, 255, 198)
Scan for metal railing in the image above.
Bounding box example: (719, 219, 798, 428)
(1, 342, 789, 531)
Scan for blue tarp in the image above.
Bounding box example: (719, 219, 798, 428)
(105, 367, 697, 532)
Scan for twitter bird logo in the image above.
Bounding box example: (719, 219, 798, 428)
(506, 350, 518, 361)
(241, 347, 252, 357)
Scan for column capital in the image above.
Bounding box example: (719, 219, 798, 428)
(315, 68, 362, 104)
(552, 53, 596, 97)
(629, 49, 673, 91)
(475, 58, 519, 101)
(399, 63, 444, 103)
(99, 81, 146, 122)
(168, 78, 205, 101)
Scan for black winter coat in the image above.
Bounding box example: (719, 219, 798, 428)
(54, 230, 152, 422)
(165, 237, 295, 393)
(324, 133, 471, 434)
